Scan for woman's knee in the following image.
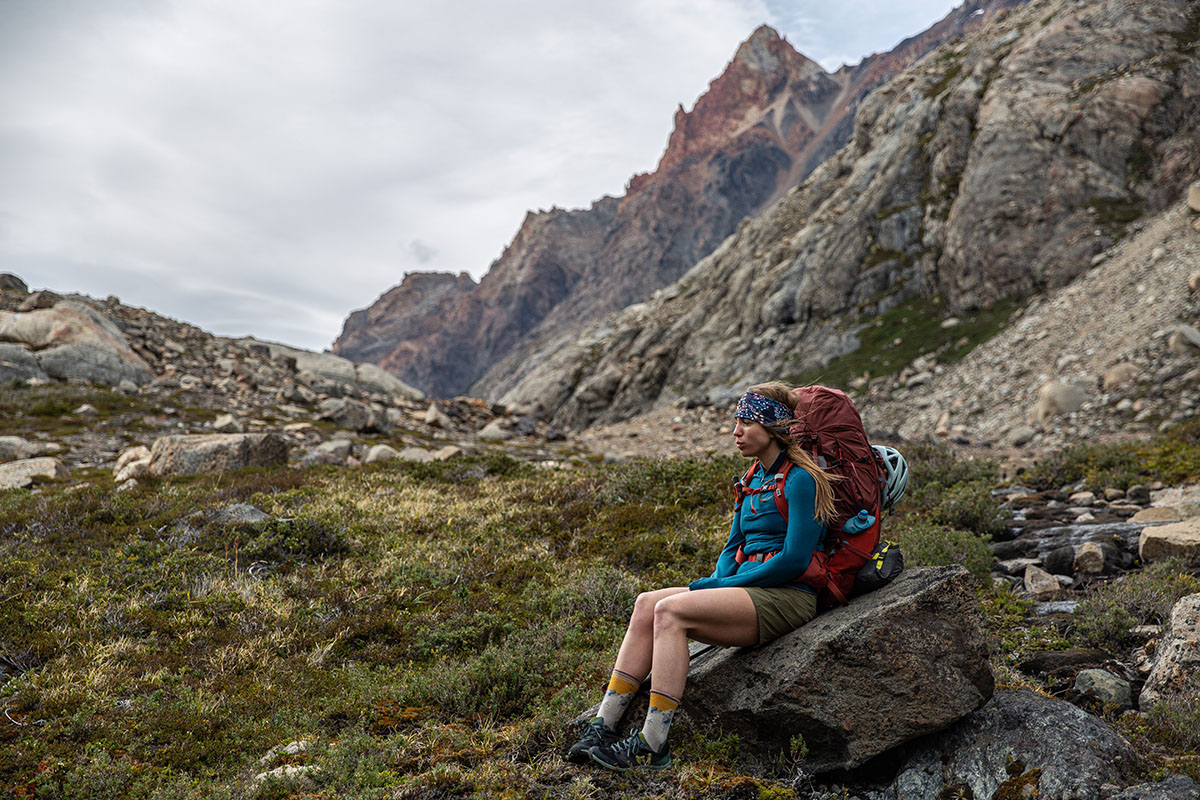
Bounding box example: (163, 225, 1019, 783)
(652, 595, 689, 634)
(631, 591, 660, 625)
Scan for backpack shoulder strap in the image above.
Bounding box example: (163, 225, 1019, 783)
(733, 462, 758, 511)
(773, 460, 793, 523)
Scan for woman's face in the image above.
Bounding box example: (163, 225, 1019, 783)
(733, 418, 774, 461)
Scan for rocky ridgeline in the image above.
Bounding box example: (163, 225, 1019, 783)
(861, 200, 1200, 452)
(494, 0, 1200, 437)
(0, 275, 577, 491)
(332, 1, 1026, 400)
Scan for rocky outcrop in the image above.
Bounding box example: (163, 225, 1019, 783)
(334, 2, 1025, 399)
(1109, 775, 1200, 800)
(146, 433, 290, 477)
(497, 0, 1200, 430)
(1139, 518, 1200, 562)
(0, 457, 69, 489)
(682, 566, 992, 773)
(0, 301, 153, 387)
(1139, 593, 1200, 709)
(240, 339, 424, 402)
(891, 689, 1142, 800)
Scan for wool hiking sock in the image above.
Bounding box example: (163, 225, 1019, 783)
(640, 689, 680, 752)
(595, 669, 641, 730)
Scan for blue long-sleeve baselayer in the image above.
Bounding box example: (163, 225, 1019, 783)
(688, 462, 826, 593)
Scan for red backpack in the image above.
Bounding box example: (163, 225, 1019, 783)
(732, 386, 886, 607)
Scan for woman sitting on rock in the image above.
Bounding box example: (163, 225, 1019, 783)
(570, 381, 836, 771)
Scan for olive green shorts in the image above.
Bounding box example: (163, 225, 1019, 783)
(744, 586, 818, 645)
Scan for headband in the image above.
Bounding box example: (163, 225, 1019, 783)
(735, 391, 793, 427)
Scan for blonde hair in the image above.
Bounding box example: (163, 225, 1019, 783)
(746, 381, 837, 523)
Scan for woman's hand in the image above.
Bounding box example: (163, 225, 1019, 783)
(689, 576, 719, 591)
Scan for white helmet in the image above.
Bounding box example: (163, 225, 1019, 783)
(873, 445, 909, 511)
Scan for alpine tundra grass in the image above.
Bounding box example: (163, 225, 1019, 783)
(1, 437, 1198, 797)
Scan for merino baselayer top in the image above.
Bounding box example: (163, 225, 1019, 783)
(688, 457, 826, 593)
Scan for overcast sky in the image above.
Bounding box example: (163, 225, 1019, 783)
(0, 0, 960, 352)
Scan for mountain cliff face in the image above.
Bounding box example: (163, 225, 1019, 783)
(333, 1, 1024, 398)
(498, 0, 1200, 429)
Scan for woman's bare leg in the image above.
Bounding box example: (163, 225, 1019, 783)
(610, 586, 690, 679)
(649, 587, 758, 698)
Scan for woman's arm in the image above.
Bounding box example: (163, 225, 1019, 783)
(711, 515, 743, 579)
(691, 469, 824, 589)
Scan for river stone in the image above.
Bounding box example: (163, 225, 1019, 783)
(1138, 518, 1200, 562)
(0, 457, 69, 489)
(1130, 506, 1183, 523)
(1073, 541, 1107, 575)
(1139, 593, 1200, 710)
(1024, 564, 1060, 599)
(682, 566, 993, 773)
(1074, 668, 1132, 710)
(147, 433, 289, 477)
(892, 689, 1141, 800)
(1044, 545, 1076, 576)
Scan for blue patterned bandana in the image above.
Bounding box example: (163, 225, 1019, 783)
(735, 391, 793, 426)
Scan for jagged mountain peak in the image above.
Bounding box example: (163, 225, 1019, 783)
(333, 0, 1031, 400)
(496, 0, 1200, 432)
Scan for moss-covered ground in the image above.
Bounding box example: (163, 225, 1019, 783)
(1, 430, 1198, 798)
(789, 294, 1024, 392)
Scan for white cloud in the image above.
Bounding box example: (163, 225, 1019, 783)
(0, 0, 963, 352)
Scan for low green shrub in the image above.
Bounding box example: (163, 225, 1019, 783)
(887, 518, 994, 584)
(1073, 559, 1200, 650)
(1026, 419, 1200, 491)
(232, 515, 351, 565)
(920, 481, 1007, 539)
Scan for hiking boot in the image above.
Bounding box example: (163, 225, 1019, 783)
(567, 718, 617, 764)
(588, 729, 671, 772)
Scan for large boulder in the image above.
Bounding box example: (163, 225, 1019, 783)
(1138, 518, 1200, 562)
(0, 457, 69, 489)
(354, 363, 424, 402)
(0, 343, 49, 382)
(1032, 380, 1087, 424)
(683, 566, 993, 773)
(240, 339, 358, 388)
(0, 273, 28, 293)
(0, 301, 153, 386)
(318, 397, 387, 433)
(891, 689, 1142, 800)
(0, 436, 39, 461)
(147, 433, 290, 477)
(1108, 775, 1200, 800)
(1139, 593, 1200, 710)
